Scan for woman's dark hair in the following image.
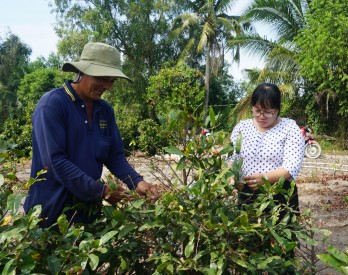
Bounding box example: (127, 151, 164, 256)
(251, 83, 281, 111)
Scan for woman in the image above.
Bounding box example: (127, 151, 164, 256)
(230, 83, 305, 220)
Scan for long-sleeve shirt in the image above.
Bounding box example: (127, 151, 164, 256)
(230, 118, 305, 180)
(24, 80, 143, 227)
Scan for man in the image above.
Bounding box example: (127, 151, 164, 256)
(24, 42, 158, 227)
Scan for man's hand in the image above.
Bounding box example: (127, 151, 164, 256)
(103, 184, 131, 204)
(136, 180, 159, 201)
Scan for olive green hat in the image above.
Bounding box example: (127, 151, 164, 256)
(62, 42, 131, 81)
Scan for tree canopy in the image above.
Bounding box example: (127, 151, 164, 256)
(295, 0, 348, 116)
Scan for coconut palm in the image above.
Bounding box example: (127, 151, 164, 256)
(229, 0, 310, 84)
(171, 0, 245, 115)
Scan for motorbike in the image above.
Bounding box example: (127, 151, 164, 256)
(300, 126, 322, 159)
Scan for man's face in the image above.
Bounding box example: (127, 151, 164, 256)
(79, 75, 117, 101)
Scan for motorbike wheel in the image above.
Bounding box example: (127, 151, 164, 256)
(305, 143, 322, 159)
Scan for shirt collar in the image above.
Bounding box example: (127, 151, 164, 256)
(63, 80, 103, 110)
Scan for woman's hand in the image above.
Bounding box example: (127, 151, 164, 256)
(243, 173, 268, 191)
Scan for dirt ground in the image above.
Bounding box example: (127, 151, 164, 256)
(296, 154, 348, 274)
(15, 152, 348, 274)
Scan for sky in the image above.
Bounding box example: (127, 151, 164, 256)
(0, 0, 265, 81)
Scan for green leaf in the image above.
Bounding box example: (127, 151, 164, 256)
(193, 251, 208, 261)
(256, 201, 270, 216)
(317, 254, 348, 274)
(47, 256, 61, 275)
(295, 231, 318, 246)
(0, 228, 24, 243)
(235, 259, 255, 271)
(80, 256, 88, 270)
(100, 230, 117, 246)
(7, 193, 26, 214)
(239, 213, 249, 227)
(166, 264, 174, 273)
(184, 242, 194, 258)
(218, 145, 233, 156)
(1, 259, 15, 275)
(57, 214, 69, 234)
(88, 254, 99, 270)
(208, 107, 216, 127)
(327, 245, 348, 263)
(157, 262, 170, 272)
(131, 199, 146, 209)
(213, 167, 230, 185)
(235, 133, 242, 155)
(270, 229, 283, 243)
(257, 256, 281, 269)
(0, 174, 4, 186)
(119, 256, 127, 270)
(118, 224, 137, 240)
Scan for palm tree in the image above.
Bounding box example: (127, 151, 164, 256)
(229, 0, 310, 84)
(171, 0, 244, 115)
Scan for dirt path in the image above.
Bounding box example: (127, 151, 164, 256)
(296, 154, 348, 274)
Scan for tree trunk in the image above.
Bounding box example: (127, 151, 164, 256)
(203, 43, 211, 119)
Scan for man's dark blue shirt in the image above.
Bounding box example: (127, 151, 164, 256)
(24, 80, 143, 227)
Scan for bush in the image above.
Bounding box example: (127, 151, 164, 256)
(137, 119, 170, 156)
(0, 110, 320, 274)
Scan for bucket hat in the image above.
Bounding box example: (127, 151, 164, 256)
(62, 42, 131, 81)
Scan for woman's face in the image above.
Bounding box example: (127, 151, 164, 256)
(251, 104, 279, 129)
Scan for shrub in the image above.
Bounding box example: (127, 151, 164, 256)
(137, 119, 170, 156)
(0, 110, 320, 273)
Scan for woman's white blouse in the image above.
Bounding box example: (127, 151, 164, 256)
(230, 118, 305, 179)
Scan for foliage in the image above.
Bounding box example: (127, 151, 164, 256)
(295, 0, 348, 143)
(1, 68, 65, 155)
(18, 67, 65, 104)
(102, 79, 149, 152)
(146, 64, 205, 116)
(53, 0, 179, 83)
(171, 0, 244, 112)
(137, 119, 170, 156)
(231, 0, 309, 84)
(317, 245, 348, 274)
(27, 53, 64, 71)
(0, 139, 26, 220)
(209, 68, 244, 131)
(0, 110, 323, 274)
(0, 32, 31, 125)
(295, 0, 348, 105)
(0, 32, 31, 92)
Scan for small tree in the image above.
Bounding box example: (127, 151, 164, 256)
(146, 64, 205, 118)
(1, 68, 65, 154)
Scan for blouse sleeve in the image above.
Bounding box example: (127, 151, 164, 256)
(281, 120, 305, 179)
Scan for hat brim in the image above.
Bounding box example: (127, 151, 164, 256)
(62, 61, 132, 81)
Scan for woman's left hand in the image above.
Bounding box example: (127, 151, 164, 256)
(243, 173, 267, 191)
